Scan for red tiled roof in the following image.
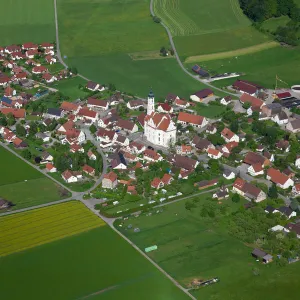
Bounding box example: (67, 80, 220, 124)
(32, 66, 48, 73)
(233, 80, 262, 94)
(144, 112, 172, 132)
(151, 177, 162, 188)
(267, 168, 290, 185)
(78, 108, 97, 118)
(161, 173, 172, 185)
(192, 89, 214, 99)
(207, 148, 220, 156)
(221, 128, 235, 140)
(240, 93, 264, 108)
(104, 171, 117, 182)
(178, 112, 205, 125)
(0, 108, 25, 118)
(83, 164, 95, 174)
(42, 73, 53, 80)
(158, 103, 172, 112)
(60, 101, 78, 112)
(87, 97, 108, 107)
(23, 42, 38, 49)
(276, 92, 291, 99)
(144, 149, 160, 160)
(46, 163, 55, 171)
(223, 141, 239, 152)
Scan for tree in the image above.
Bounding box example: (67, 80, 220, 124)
(230, 120, 239, 133)
(208, 159, 220, 173)
(29, 121, 38, 135)
(0, 117, 7, 126)
(108, 83, 116, 91)
(290, 199, 299, 211)
(242, 102, 251, 109)
(16, 124, 26, 137)
(232, 193, 240, 203)
(89, 124, 97, 134)
(185, 200, 196, 211)
(268, 184, 278, 199)
(6, 113, 15, 126)
(21, 149, 31, 160)
(55, 155, 70, 172)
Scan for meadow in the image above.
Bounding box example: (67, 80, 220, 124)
(0, 146, 63, 209)
(0, 201, 102, 256)
(0, 0, 55, 45)
(57, 0, 217, 98)
(118, 195, 300, 300)
(0, 225, 188, 300)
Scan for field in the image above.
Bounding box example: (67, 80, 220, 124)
(0, 224, 188, 299)
(0, 201, 103, 256)
(0, 0, 55, 45)
(118, 195, 300, 300)
(57, 0, 218, 98)
(261, 16, 290, 33)
(0, 146, 63, 209)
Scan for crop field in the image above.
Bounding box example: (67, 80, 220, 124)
(0, 226, 188, 300)
(0, 147, 63, 209)
(118, 196, 300, 300)
(0, 0, 55, 45)
(0, 201, 103, 257)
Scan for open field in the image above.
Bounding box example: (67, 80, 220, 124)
(261, 16, 290, 33)
(0, 146, 63, 209)
(118, 195, 300, 300)
(0, 225, 188, 300)
(0, 201, 102, 257)
(0, 0, 55, 45)
(57, 0, 216, 98)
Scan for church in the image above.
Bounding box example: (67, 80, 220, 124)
(144, 90, 177, 147)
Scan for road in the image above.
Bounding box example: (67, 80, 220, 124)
(149, 0, 238, 97)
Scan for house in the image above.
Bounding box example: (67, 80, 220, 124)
(206, 124, 217, 134)
(83, 164, 95, 176)
(221, 141, 239, 155)
(126, 141, 146, 154)
(46, 163, 57, 173)
(86, 81, 104, 92)
(177, 112, 208, 128)
(248, 163, 264, 176)
(295, 157, 300, 169)
(40, 42, 54, 49)
(115, 119, 138, 133)
(161, 173, 173, 185)
(176, 145, 192, 155)
(0, 199, 10, 209)
(174, 98, 190, 109)
(240, 93, 265, 115)
(0, 76, 11, 86)
(263, 151, 275, 162)
(276, 206, 297, 219)
(190, 89, 214, 102)
(96, 128, 117, 147)
(165, 93, 180, 103)
(265, 205, 276, 214)
(115, 134, 129, 147)
(4, 86, 16, 98)
(5, 45, 22, 54)
(61, 170, 82, 183)
(266, 168, 294, 189)
(221, 128, 239, 143)
(13, 138, 27, 148)
(60, 101, 80, 114)
(62, 128, 86, 145)
(22, 42, 38, 50)
(36, 132, 50, 142)
(285, 223, 300, 238)
(207, 148, 223, 159)
(271, 111, 289, 125)
(41, 152, 53, 162)
(1, 96, 13, 107)
(194, 179, 218, 190)
(233, 80, 263, 96)
(157, 103, 173, 113)
(127, 99, 144, 110)
(251, 248, 273, 264)
(223, 169, 236, 180)
(57, 120, 75, 134)
(45, 48, 55, 56)
(11, 52, 25, 60)
(70, 144, 84, 153)
(42, 73, 56, 83)
(192, 136, 214, 152)
(44, 108, 64, 120)
(286, 119, 300, 133)
(32, 65, 48, 74)
(127, 185, 137, 195)
(191, 64, 209, 77)
(12, 72, 27, 82)
(213, 186, 229, 200)
(261, 103, 282, 117)
(102, 171, 118, 189)
(0, 108, 26, 118)
(244, 152, 269, 168)
(77, 108, 98, 123)
(276, 140, 290, 152)
(87, 150, 97, 161)
(87, 98, 109, 111)
(45, 55, 56, 64)
(151, 177, 164, 189)
(26, 49, 39, 58)
(233, 178, 266, 202)
(220, 96, 232, 105)
(144, 149, 162, 162)
(171, 154, 199, 171)
(111, 153, 127, 169)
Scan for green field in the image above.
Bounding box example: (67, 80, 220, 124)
(57, 0, 219, 98)
(0, 201, 103, 256)
(0, 147, 63, 209)
(261, 16, 290, 33)
(0, 0, 55, 45)
(0, 225, 188, 300)
(118, 195, 300, 300)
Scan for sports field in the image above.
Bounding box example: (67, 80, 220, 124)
(0, 146, 63, 209)
(0, 224, 188, 299)
(57, 0, 215, 98)
(0, 0, 55, 45)
(0, 201, 102, 256)
(118, 196, 300, 300)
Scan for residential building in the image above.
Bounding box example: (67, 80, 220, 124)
(190, 89, 214, 102)
(87, 98, 109, 111)
(233, 178, 266, 202)
(177, 112, 208, 128)
(266, 168, 294, 189)
(221, 128, 239, 143)
(102, 171, 118, 189)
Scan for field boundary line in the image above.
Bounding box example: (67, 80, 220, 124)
(185, 41, 279, 63)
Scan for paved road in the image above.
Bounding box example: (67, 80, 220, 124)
(149, 0, 238, 98)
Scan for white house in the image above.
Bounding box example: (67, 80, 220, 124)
(221, 128, 239, 143)
(295, 157, 300, 169)
(266, 168, 294, 189)
(271, 111, 289, 125)
(46, 163, 57, 173)
(248, 163, 264, 177)
(61, 170, 82, 183)
(223, 169, 236, 180)
(76, 108, 98, 123)
(87, 98, 109, 111)
(220, 96, 232, 106)
(190, 89, 214, 102)
(207, 148, 222, 159)
(286, 119, 300, 133)
(177, 112, 208, 128)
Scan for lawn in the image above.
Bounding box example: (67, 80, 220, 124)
(117, 195, 300, 300)
(0, 0, 55, 45)
(52, 76, 90, 99)
(192, 103, 227, 118)
(57, 0, 220, 98)
(0, 201, 102, 256)
(0, 146, 64, 210)
(0, 225, 188, 300)
(261, 16, 290, 33)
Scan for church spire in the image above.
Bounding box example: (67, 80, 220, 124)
(147, 89, 155, 115)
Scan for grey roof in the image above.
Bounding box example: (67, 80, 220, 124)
(265, 205, 275, 213)
(47, 108, 62, 116)
(252, 248, 267, 258)
(277, 111, 288, 120)
(278, 206, 294, 217)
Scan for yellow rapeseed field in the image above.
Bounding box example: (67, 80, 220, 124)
(0, 201, 105, 257)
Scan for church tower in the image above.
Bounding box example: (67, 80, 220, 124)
(147, 89, 155, 115)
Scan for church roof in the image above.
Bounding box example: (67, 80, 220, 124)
(145, 112, 173, 132)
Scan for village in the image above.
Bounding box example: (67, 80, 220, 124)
(1, 41, 300, 263)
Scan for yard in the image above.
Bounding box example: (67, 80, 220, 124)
(0, 0, 55, 45)
(117, 195, 300, 300)
(0, 201, 102, 256)
(0, 223, 188, 300)
(191, 103, 227, 118)
(0, 146, 64, 210)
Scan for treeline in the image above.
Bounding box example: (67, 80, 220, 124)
(239, 0, 300, 45)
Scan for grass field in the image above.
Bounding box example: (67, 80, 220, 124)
(0, 146, 63, 209)
(118, 195, 300, 300)
(57, 0, 218, 98)
(261, 16, 290, 33)
(0, 225, 188, 300)
(0, 201, 103, 256)
(0, 0, 55, 45)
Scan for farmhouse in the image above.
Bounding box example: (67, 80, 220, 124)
(177, 112, 208, 128)
(251, 248, 273, 264)
(233, 178, 266, 202)
(240, 93, 265, 115)
(102, 171, 118, 189)
(233, 80, 263, 96)
(190, 89, 214, 102)
(86, 81, 104, 92)
(266, 168, 294, 189)
(174, 98, 190, 108)
(87, 98, 109, 111)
